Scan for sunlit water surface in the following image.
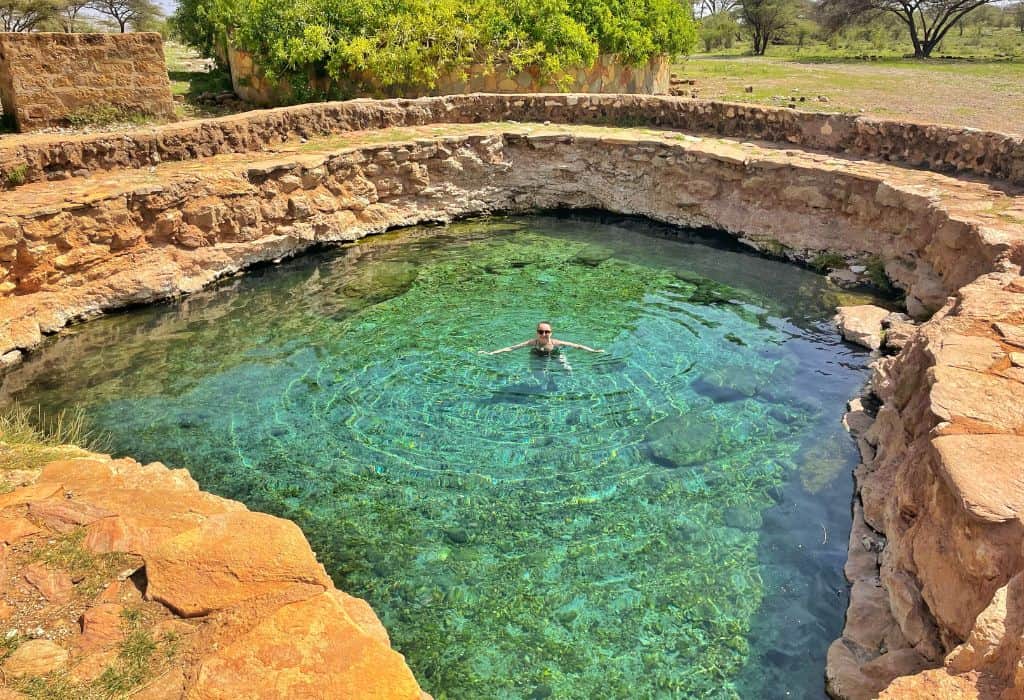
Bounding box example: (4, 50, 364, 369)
(5, 215, 878, 699)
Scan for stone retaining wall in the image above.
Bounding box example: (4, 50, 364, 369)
(0, 32, 175, 132)
(1, 129, 1019, 360)
(228, 48, 669, 105)
(1, 94, 1023, 188)
(0, 113, 1023, 698)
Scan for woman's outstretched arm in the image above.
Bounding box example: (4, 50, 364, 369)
(479, 340, 533, 355)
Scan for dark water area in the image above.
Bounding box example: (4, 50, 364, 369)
(4, 214, 878, 699)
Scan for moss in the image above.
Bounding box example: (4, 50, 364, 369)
(809, 252, 846, 273)
(66, 105, 153, 129)
(865, 255, 896, 294)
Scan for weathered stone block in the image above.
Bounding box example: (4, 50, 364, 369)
(0, 32, 175, 132)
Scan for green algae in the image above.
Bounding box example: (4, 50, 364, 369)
(3, 214, 877, 699)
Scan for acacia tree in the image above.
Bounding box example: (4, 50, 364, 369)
(56, 0, 89, 30)
(738, 0, 797, 54)
(88, 0, 158, 31)
(0, 0, 59, 30)
(820, 0, 996, 56)
(693, 0, 739, 19)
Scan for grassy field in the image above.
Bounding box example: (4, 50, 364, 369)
(676, 53, 1024, 133)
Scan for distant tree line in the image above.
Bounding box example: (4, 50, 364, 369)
(0, 0, 161, 33)
(695, 0, 1024, 56)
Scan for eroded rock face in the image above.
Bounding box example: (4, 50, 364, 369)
(830, 271, 1024, 698)
(0, 455, 429, 698)
(191, 591, 425, 700)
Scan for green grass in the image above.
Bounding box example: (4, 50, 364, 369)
(6, 163, 27, 187)
(0, 405, 109, 475)
(30, 530, 135, 598)
(675, 48, 1024, 130)
(10, 602, 179, 699)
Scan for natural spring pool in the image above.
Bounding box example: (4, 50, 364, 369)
(4, 215, 878, 699)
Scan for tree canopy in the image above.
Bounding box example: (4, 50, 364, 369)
(820, 0, 998, 56)
(172, 0, 697, 93)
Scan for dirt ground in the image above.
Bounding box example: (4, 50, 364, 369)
(677, 56, 1024, 135)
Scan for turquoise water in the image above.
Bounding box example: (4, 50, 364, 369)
(3, 215, 874, 699)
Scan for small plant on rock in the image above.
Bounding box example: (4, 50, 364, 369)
(809, 251, 846, 272)
(5, 163, 27, 187)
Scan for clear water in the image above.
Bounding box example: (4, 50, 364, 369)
(3, 215, 876, 699)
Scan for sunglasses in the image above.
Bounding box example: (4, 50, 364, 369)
(537, 329, 552, 334)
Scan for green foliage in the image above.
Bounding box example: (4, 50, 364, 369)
(700, 11, 740, 52)
(66, 105, 152, 129)
(174, 0, 696, 96)
(865, 255, 895, 293)
(809, 251, 846, 272)
(6, 163, 27, 187)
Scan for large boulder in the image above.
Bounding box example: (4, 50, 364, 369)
(191, 590, 424, 700)
(145, 511, 332, 617)
(834, 305, 890, 350)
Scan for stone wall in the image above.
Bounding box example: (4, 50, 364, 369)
(227, 47, 669, 105)
(0, 105, 1023, 698)
(0, 32, 175, 132)
(1, 94, 1023, 188)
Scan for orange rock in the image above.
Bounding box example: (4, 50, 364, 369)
(28, 497, 110, 533)
(332, 589, 391, 647)
(191, 591, 424, 700)
(145, 511, 330, 618)
(23, 561, 73, 603)
(0, 516, 39, 544)
(1, 639, 68, 678)
(133, 664, 187, 700)
(0, 482, 62, 510)
(76, 603, 125, 653)
(879, 668, 985, 699)
(933, 434, 1024, 523)
(69, 649, 118, 684)
(0, 600, 13, 620)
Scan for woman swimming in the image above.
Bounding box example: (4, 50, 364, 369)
(479, 322, 604, 355)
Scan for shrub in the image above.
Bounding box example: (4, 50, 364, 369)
(5, 163, 27, 187)
(174, 0, 697, 96)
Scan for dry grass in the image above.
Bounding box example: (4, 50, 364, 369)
(0, 405, 108, 474)
(677, 56, 1024, 134)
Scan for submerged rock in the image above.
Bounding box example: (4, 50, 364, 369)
(572, 245, 614, 267)
(340, 261, 418, 304)
(645, 414, 723, 467)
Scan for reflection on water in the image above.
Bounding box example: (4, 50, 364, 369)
(5, 214, 876, 699)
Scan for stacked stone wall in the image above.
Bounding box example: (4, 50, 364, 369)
(0, 32, 175, 132)
(0, 94, 1022, 188)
